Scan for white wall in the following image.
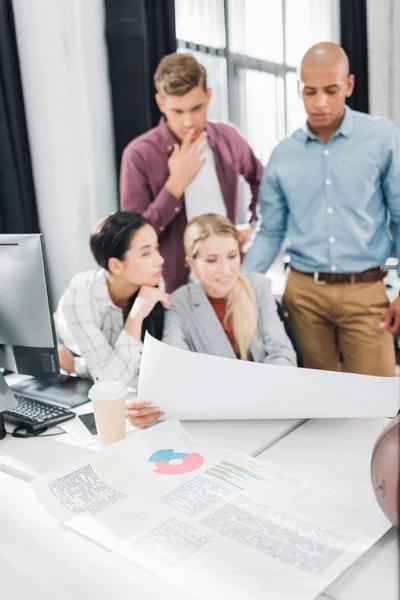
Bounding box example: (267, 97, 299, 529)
(367, 0, 400, 127)
(12, 0, 118, 305)
(10, 0, 398, 308)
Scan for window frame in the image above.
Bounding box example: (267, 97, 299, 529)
(176, 0, 298, 136)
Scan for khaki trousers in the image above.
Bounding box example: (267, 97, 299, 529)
(282, 270, 396, 376)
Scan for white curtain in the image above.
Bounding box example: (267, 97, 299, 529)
(367, 0, 400, 128)
(392, 1, 400, 127)
(12, 0, 118, 305)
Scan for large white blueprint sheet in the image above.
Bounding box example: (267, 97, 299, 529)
(31, 419, 391, 600)
(138, 334, 400, 419)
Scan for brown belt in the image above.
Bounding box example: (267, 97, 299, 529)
(291, 267, 386, 284)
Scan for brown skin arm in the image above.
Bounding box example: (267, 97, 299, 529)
(380, 296, 400, 335)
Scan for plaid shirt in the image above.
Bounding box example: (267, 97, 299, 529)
(54, 270, 142, 386)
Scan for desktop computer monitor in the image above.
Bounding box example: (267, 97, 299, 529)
(0, 233, 60, 378)
(0, 233, 60, 439)
(0, 234, 92, 440)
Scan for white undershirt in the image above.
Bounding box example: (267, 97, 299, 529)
(184, 144, 227, 223)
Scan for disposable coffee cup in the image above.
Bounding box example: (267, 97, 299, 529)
(88, 381, 127, 446)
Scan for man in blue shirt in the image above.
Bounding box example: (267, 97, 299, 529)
(243, 42, 400, 376)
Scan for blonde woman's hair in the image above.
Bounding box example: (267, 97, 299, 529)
(184, 214, 258, 360)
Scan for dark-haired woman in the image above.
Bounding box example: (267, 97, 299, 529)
(55, 211, 169, 394)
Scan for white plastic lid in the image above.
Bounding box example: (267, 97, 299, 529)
(88, 381, 127, 402)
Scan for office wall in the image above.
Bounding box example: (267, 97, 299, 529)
(367, 0, 400, 127)
(12, 0, 118, 305)
(10, 0, 399, 308)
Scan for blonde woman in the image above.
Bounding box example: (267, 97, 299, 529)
(162, 214, 296, 366)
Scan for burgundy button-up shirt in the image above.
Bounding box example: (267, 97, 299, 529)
(120, 118, 263, 292)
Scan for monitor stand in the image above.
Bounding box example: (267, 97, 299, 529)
(0, 413, 5, 440)
(0, 372, 17, 440)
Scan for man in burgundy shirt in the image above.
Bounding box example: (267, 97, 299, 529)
(120, 53, 263, 292)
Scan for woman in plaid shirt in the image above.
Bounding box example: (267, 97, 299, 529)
(55, 211, 168, 426)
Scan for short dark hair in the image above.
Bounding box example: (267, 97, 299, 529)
(90, 211, 151, 271)
(154, 52, 207, 96)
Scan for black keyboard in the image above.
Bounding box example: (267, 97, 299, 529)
(4, 394, 75, 432)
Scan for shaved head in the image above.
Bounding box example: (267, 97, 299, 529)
(299, 42, 354, 142)
(301, 42, 350, 77)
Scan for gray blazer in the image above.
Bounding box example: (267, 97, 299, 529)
(162, 273, 296, 367)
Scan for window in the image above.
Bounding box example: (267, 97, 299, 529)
(176, 0, 339, 163)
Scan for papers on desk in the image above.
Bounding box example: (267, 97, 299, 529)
(31, 419, 391, 600)
(137, 334, 400, 420)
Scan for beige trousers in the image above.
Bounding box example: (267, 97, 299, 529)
(282, 270, 396, 376)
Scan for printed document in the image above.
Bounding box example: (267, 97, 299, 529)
(31, 419, 391, 600)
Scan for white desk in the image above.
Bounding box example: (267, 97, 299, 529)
(1, 370, 398, 600)
(0, 417, 304, 481)
(184, 418, 305, 457)
(1, 376, 305, 480)
(0, 423, 93, 481)
(0, 416, 305, 600)
(1, 418, 398, 600)
(0, 470, 189, 600)
(257, 418, 400, 600)
(1, 372, 305, 480)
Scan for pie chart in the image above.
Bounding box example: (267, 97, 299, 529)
(149, 448, 204, 474)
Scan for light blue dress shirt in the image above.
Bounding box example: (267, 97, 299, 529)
(243, 107, 400, 276)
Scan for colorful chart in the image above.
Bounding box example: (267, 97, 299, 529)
(149, 448, 204, 475)
(206, 460, 268, 490)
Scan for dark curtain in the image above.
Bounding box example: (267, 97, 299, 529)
(340, 0, 370, 113)
(0, 0, 39, 234)
(104, 0, 176, 174)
